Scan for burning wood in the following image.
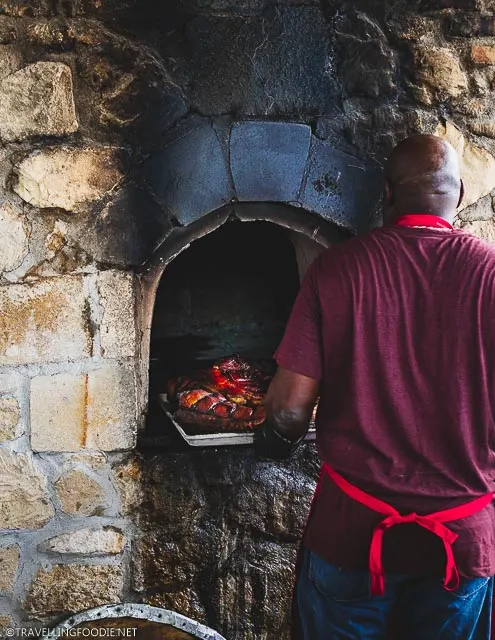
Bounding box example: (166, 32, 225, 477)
(167, 355, 275, 433)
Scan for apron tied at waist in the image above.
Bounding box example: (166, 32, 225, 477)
(322, 462, 495, 596)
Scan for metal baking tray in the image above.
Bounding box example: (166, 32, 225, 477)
(158, 394, 316, 447)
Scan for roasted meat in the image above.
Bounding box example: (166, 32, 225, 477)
(167, 354, 273, 433)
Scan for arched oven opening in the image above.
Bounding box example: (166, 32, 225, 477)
(140, 203, 350, 449)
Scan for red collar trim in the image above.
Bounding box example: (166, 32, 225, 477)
(394, 214, 453, 230)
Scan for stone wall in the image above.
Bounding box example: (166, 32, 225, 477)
(2, 0, 495, 638)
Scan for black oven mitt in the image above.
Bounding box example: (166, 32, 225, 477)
(253, 421, 304, 460)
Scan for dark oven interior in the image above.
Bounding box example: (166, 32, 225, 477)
(143, 217, 323, 446)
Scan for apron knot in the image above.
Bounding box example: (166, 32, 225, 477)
(322, 462, 494, 597)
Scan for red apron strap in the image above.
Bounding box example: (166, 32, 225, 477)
(321, 462, 494, 596)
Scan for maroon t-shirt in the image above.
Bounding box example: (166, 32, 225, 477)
(275, 225, 495, 577)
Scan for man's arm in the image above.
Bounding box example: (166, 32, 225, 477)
(254, 257, 323, 459)
(254, 367, 319, 459)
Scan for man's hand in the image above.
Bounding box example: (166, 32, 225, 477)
(253, 420, 304, 460)
(254, 367, 319, 460)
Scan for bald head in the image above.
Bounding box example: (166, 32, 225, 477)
(384, 134, 463, 222)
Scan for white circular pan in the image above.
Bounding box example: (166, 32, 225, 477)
(46, 603, 227, 640)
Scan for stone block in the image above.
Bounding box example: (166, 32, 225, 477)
(230, 121, 311, 203)
(86, 363, 137, 451)
(54, 470, 106, 516)
(420, 0, 476, 8)
(299, 137, 383, 233)
(0, 277, 91, 366)
(0, 45, 22, 80)
(97, 271, 136, 358)
(214, 540, 296, 640)
(457, 193, 495, 221)
(413, 46, 468, 104)
(338, 33, 396, 99)
(461, 219, 495, 241)
(41, 527, 125, 555)
(0, 450, 54, 529)
(0, 546, 19, 593)
(0, 617, 12, 634)
(471, 45, 495, 64)
(30, 372, 86, 452)
(444, 12, 495, 37)
(0, 200, 29, 275)
(0, 397, 20, 442)
(25, 564, 124, 616)
(0, 62, 77, 142)
(0, 373, 20, 395)
(184, 8, 339, 116)
(13, 147, 124, 213)
(226, 463, 314, 539)
(436, 121, 495, 209)
(469, 121, 495, 138)
(73, 184, 172, 267)
(142, 119, 234, 225)
(30, 363, 137, 453)
(67, 452, 108, 470)
(143, 589, 206, 625)
(113, 456, 142, 516)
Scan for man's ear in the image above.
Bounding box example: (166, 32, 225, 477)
(384, 178, 393, 206)
(457, 179, 464, 209)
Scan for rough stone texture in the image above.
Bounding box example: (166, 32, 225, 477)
(461, 219, 495, 241)
(25, 564, 124, 616)
(0, 546, 19, 594)
(0, 62, 77, 142)
(414, 47, 468, 104)
(0, 449, 54, 529)
(226, 463, 314, 540)
(457, 193, 495, 222)
(0, 45, 22, 80)
(54, 470, 106, 516)
(214, 541, 297, 640)
(41, 527, 125, 555)
(97, 271, 136, 359)
(135, 447, 319, 639)
(300, 137, 382, 232)
(335, 13, 397, 100)
(85, 363, 137, 451)
(143, 589, 207, 624)
(143, 119, 234, 225)
(113, 455, 142, 517)
(471, 45, 495, 65)
(0, 276, 91, 366)
(67, 451, 108, 470)
(436, 121, 495, 209)
(0, 372, 21, 395)
(444, 12, 495, 38)
(420, 0, 477, 7)
(0, 617, 12, 633)
(30, 372, 86, 452)
(71, 184, 172, 267)
(469, 121, 495, 138)
(230, 121, 311, 203)
(0, 397, 21, 442)
(182, 7, 338, 116)
(30, 364, 137, 452)
(0, 200, 29, 275)
(13, 147, 123, 213)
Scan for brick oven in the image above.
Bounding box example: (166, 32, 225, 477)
(1, 0, 495, 639)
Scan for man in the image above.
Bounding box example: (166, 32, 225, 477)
(254, 135, 495, 639)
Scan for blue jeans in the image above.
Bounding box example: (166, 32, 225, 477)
(297, 548, 494, 640)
